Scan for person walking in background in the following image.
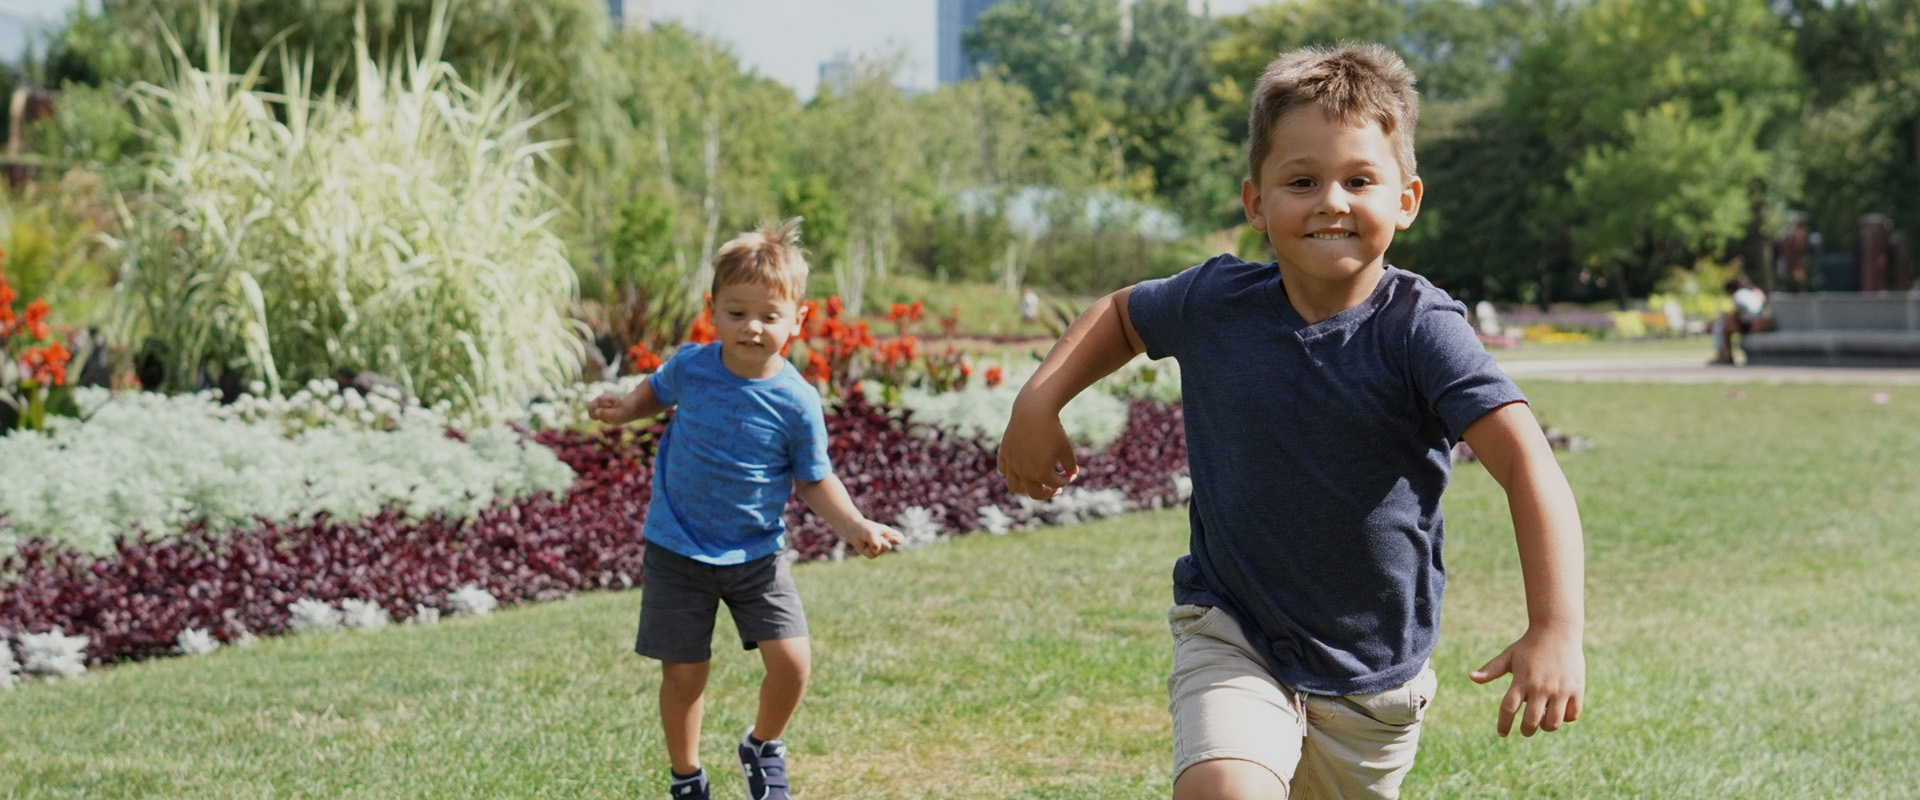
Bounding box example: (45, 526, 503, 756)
(999, 44, 1585, 800)
(1710, 274, 1770, 365)
(1018, 284, 1040, 327)
(590, 218, 903, 800)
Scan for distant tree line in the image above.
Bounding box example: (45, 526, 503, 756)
(17, 0, 1920, 315)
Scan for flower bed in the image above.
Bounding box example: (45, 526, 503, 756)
(0, 391, 1187, 672)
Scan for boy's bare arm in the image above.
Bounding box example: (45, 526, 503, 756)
(1460, 401, 1586, 738)
(999, 286, 1147, 499)
(588, 379, 666, 426)
(795, 474, 903, 558)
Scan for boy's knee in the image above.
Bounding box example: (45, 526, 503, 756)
(660, 660, 710, 689)
(757, 637, 812, 681)
(1174, 759, 1287, 800)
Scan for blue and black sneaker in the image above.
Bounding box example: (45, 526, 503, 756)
(736, 728, 792, 800)
(668, 768, 710, 799)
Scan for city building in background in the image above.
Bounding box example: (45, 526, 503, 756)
(936, 0, 1008, 85)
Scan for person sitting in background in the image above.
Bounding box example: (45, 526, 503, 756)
(1710, 275, 1771, 365)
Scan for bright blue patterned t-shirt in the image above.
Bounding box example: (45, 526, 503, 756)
(642, 342, 833, 565)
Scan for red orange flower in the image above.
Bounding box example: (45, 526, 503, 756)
(627, 341, 664, 373)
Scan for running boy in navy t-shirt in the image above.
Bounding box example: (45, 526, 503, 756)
(592, 219, 902, 800)
(999, 44, 1585, 799)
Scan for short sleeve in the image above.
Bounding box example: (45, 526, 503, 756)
(1409, 303, 1527, 440)
(1127, 265, 1203, 360)
(786, 390, 832, 483)
(647, 343, 694, 408)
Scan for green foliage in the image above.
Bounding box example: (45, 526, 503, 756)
(1797, 86, 1905, 251)
(1564, 100, 1773, 295)
(27, 84, 145, 185)
(794, 54, 917, 316)
(0, 173, 119, 324)
(963, 0, 1223, 228)
(114, 4, 581, 411)
(596, 24, 793, 330)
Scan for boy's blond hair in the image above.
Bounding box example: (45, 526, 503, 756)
(712, 217, 809, 301)
(1246, 43, 1420, 183)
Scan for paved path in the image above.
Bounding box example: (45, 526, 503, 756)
(1495, 355, 1920, 385)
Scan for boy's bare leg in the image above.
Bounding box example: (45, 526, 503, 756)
(752, 636, 812, 741)
(1174, 759, 1287, 800)
(661, 660, 711, 774)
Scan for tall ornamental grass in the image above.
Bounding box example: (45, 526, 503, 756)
(113, 5, 581, 413)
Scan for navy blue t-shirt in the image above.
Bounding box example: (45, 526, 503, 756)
(1128, 255, 1526, 695)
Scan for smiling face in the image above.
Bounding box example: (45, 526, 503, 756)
(710, 281, 806, 379)
(1243, 109, 1422, 319)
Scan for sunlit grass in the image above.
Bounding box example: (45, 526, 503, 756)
(3, 380, 1917, 798)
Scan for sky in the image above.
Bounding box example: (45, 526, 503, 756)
(0, 0, 81, 62)
(647, 0, 1272, 100)
(2, 0, 1275, 96)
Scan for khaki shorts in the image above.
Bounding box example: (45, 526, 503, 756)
(1168, 604, 1437, 799)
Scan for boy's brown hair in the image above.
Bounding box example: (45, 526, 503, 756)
(711, 217, 810, 301)
(1246, 43, 1420, 183)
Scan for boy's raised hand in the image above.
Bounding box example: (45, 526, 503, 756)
(1469, 627, 1585, 737)
(843, 520, 904, 558)
(587, 392, 630, 425)
(997, 407, 1078, 500)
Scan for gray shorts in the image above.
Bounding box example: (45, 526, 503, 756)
(635, 546, 808, 663)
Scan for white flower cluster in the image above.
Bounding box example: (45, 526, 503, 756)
(340, 599, 391, 632)
(885, 362, 1130, 449)
(174, 628, 219, 657)
(894, 506, 943, 549)
(288, 598, 344, 634)
(1018, 488, 1131, 526)
(447, 584, 499, 617)
(0, 388, 575, 555)
(208, 373, 657, 436)
(16, 630, 89, 679)
(977, 505, 1014, 535)
(280, 586, 494, 639)
(1, 640, 18, 689)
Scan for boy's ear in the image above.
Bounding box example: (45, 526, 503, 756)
(1241, 178, 1266, 232)
(1395, 176, 1424, 231)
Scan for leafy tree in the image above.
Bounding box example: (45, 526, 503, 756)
(1782, 0, 1920, 250)
(598, 24, 795, 342)
(964, 0, 1125, 114)
(1563, 100, 1773, 303)
(792, 53, 917, 315)
(1796, 86, 1904, 251)
(1503, 0, 1800, 301)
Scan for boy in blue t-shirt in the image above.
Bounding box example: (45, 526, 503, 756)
(591, 218, 902, 800)
(999, 44, 1585, 799)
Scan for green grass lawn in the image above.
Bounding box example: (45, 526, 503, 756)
(4, 380, 1918, 798)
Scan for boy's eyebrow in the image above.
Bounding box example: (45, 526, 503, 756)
(1274, 155, 1387, 171)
